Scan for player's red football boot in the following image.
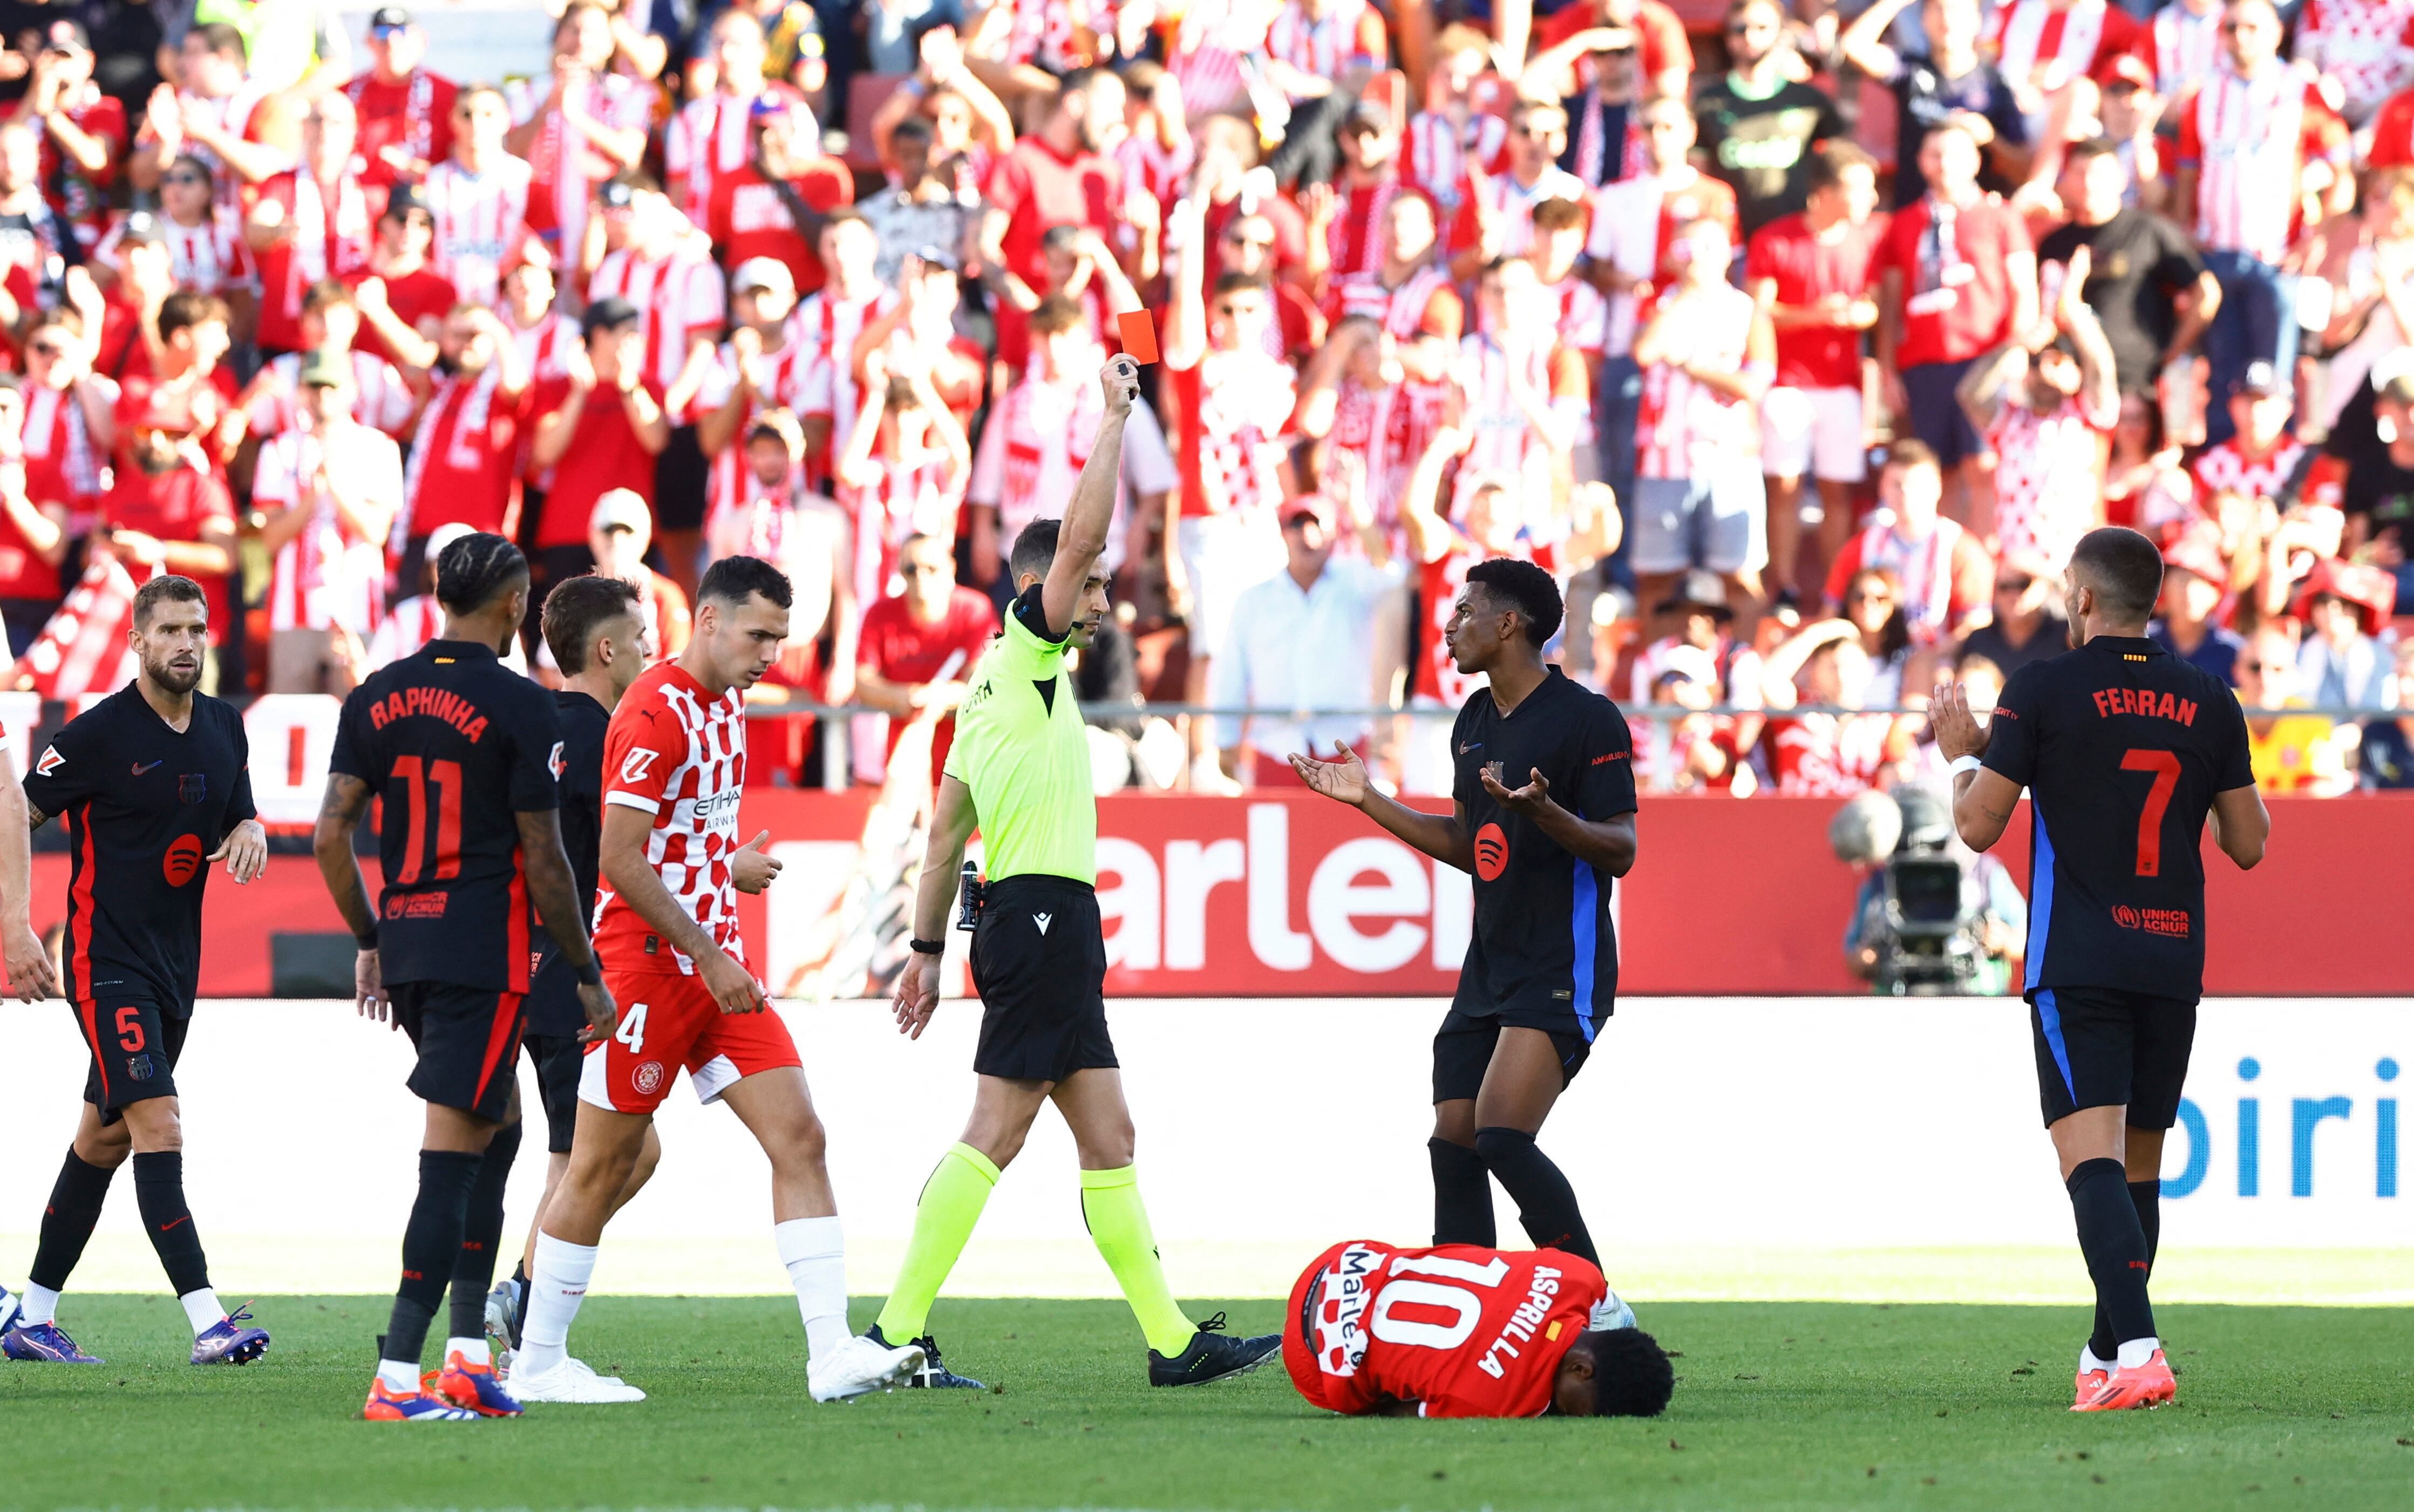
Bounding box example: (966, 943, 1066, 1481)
(2071, 1350, 2177, 1412)
(425, 1351, 522, 1417)
(2073, 1365, 2109, 1407)
(361, 1378, 476, 1421)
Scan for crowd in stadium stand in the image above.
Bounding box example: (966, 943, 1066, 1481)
(0, 0, 2408, 800)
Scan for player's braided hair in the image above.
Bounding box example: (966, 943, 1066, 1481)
(1585, 1327, 1676, 1418)
(542, 574, 643, 675)
(435, 531, 529, 616)
(1466, 557, 1564, 646)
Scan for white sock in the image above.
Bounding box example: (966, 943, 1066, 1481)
(774, 1216, 851, 1361)
(518, 1231, 598, 1379)
(2116, 1336, 2161, 1371)
(2079, 1344, 2115, 1375)
(377, 1359, 420, 1393)
(446, 1336, 490, 1366)
(21, 1283, 60, 1327)
(179, 1288, 223, 1336)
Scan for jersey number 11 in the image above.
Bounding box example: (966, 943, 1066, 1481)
(389, 755, 464, 884)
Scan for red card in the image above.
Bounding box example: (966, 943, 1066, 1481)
(1116, 309, 1159, 365)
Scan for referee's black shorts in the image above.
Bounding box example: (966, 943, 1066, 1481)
(968, 874, 1118, 1085)
(2030, 985, 2198, 1131)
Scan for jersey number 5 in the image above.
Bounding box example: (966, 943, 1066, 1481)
(1367, 1253, 1511, 1350)
(2120, 748, 2181, 877)
(388, 755, 464, 885)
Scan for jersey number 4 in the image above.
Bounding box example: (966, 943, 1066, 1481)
(388, 755, 463, 885)
(1368, 1253, 1512, 1350)
(2120, 748, 2180, 877)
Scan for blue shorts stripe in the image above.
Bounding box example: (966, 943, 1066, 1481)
(1571, 864, 1598, 1043)
(2037, 988, 2077, 1103)
(2024, 798, 2055, 995)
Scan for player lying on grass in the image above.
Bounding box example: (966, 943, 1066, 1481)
(1283, 1238, 1672, 1419)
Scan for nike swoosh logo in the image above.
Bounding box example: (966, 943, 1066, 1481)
(133, 760, 165, 775)
(159, 1216, 189, 1232)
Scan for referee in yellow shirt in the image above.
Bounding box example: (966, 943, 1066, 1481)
(873, 354, 1281, 1391)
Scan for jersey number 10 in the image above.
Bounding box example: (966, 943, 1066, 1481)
(1368, 1253, 1513, 1351)
(2120, 748, 2180, 877)
(389, 755, 464, 884)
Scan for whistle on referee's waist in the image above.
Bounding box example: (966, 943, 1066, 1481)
(955, 861, 985, 931)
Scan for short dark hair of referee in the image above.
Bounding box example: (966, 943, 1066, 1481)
(1293, 555, 1640, 1270)
(1933, 526, 2268, 1412)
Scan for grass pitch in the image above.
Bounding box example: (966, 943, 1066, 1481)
(4, 1296, 2410, 1511)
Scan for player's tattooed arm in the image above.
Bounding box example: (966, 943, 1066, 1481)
(518, 808, 620, 1043)
(311, 773, 391, 1021)
(23, 800, 46, 832)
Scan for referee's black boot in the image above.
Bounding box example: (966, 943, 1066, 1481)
(1147, 1312, 1281, 1387)
(865, 1323, 984, 1388)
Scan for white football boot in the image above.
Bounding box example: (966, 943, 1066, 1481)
(508, 1354, 647, 1404)
(808, 1333, 926, 1402)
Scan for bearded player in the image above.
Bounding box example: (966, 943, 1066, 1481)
(512, 554, 924, 1405)
(1284, 1237, 1672, 1419)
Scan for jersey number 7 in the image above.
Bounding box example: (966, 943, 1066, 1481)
(389, 755, 464, 884)
(2120, 748, 2181, 877)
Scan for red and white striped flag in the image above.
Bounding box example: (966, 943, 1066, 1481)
(9, 555, 140, 699)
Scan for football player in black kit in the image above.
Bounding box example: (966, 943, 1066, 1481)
(1292, 559, 1638, 1269)
(1933, 527, 2267, 1414)
(314, 534, 617, 1422)
(483, 573, 667, 1362)
(1, 576, 270, 1368)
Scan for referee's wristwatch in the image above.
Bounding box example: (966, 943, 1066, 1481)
(908, 937, 947, 956)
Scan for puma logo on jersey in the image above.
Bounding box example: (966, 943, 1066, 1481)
(1034, 912, 1053, 935)
(549, 741, 566, 779)
(620, 748, 660, 783)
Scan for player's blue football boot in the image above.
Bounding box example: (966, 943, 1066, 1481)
(426, 1351, 523, 1417)
(1146, 1312, 1282, 1388)
(190, 1304, 270, 1365)
(0, 1284, 20, 1335)
(866, 1324, 985, 1389)
(362, 1378, 477, 1421)
(3, 1320, 103, 1364)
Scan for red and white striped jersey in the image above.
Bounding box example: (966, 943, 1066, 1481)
(97, 208, 251, 296)
(1404, 109, 1509, 221)
(253, 423, 404, 634)
(1264, 0, 1386, 77)
(1547, 275, 1609, 359)
(400, 365, 525, 540)
(423, 155, 531, 309)
(1168, 0, 1271, 115)
(1322, 376, 1453, 553)
(1637, 284, 1763, 479)
(997, 0, 1096, 74)
(694, 333, 814, 540)
(2174, 70, 2351, 262)
(1324, 176, 1405, 285)
(1985, 0, 2140, 96)
(596, 660, 749, 976)
(1480, 168, 1587, 260)
(1987, 397, 2110, 572)
(1582, 168, 1741, 356)
(2190, 436, 2308, 504)
(169, 84, 273, 217)
(508, 308, 580, 386)
(1114, 131, 1196, 221)
(790, 287, 898, 483)
(588, 240, 729, 412)
(1771, 712, 1890, 796)
(2150, 3, 2225, 96)
(841, 449, 968, 609)
(967, 370, 1101, 546)
(664, 84, 810, 219)
(504, 70, 655, 249)
(2294, 0, 2414, 120)
(1191, 347, 1297, 517)
(248, 348, 416, 440)
(18, 378, 115, 513)
(1336, 263, 1457, 338)
(1415, 533, 1560, 706)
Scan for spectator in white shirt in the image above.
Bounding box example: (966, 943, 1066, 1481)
(1212, 487, 1403, 786)
(254, 346, 403, 694)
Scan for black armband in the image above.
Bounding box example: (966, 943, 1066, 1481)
(908, 937, 947, 956)
(575, 957, 603, 987)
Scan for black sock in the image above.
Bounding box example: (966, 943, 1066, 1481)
(131, 1151, 211, 1298)
(28, 1149, 116, 1292)
(2068, 1158, 2154, 1354)
(1429, 1137, 1496, 1248)
(1473, 1127, 1596, 1265)
(385, 1150, 483, 1367)
(2087, 1179, 2164, 1361)
(448, 1120, 522, 1344)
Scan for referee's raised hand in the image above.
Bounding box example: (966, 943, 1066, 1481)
(1100, 352, 1139, 415)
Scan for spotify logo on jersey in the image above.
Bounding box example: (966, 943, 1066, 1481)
(1473, 824, 1508, 882)
(163, 833, 204, 887)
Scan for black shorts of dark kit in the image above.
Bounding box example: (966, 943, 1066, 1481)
(78, 996, 191, 1124)
(523, 1031, 587, 1154)
(2030, 985, 2197, 1131)
(1431, 1006, 1592, 1106)
(968, 875, 1119, 1085)
(391, 980, 527, 1123)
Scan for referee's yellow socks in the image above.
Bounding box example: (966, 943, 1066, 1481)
(874, 1143, 999, 1343)
(1079, 1166, 1196, 1357)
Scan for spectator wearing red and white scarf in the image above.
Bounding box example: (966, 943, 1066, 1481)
(977, 68, 1132, 374)
(1320, 104, 1406, 289)
(253, 349, 403, 693)
(2173, 0, 2353, 442)
(0, 384, 70, 650)
(1528, 197, 1608, 372)
(499, 237, 577, 384)
(968, 296, 1105, 587)
(93, 385, 239, 666)
(1459, 256, 1590, 499)
(17, 19, 125, 255)
(667, 10, 812, 223)
(1333, 191, 1463, 339)
(1983, 0, 2144, 117)
(13, 314, 116, 547)
(244, 94, 375, 357)
(1166, 0, 1274, 118)
(702, 99, 854, 297)
(1293, 315, 1456, 557)
(502, 2, 650, 261)
(708, 413, 855, 719)
(98, 158, 253, 305)
(423, 85, 531, 311)
(397, 304, 531, 578)
(1957, 296, 2120, 574)
(1821, 441, 1994, 643)
(1549, 31, 1650, 193)
(1264, 0, 1388, 84)
(241, 283, 417, 442)
(1113, 59, 1194, 223)
(793, 209, 898, 491)
(1403, 25, 1511, 233)
(831, 344, 970, 613)
(348, 9, 457, 189)
(695, 258, 814, 553)
(131, 23, 282, 217)
(2293, 0, 2414, 125)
